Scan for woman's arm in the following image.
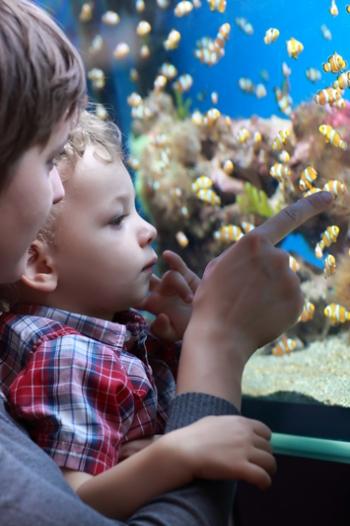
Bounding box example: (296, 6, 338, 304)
(63, 411, 275, 520)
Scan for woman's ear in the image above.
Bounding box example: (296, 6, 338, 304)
(20, 239, 58, 292)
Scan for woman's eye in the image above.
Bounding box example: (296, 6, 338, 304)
(110, 215, 126, 226)
(47, 159, 57, 172)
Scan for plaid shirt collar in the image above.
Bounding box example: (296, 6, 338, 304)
(11, 304, 148, 349)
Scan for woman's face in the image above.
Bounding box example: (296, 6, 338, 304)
(0, 117, 69, 283)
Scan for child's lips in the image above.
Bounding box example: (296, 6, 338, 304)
(142, 257, 157, 271)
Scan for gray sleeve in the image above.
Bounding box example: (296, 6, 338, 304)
(0, 393, 238, 526)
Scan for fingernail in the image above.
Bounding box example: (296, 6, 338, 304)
(185, 293, 193, 303)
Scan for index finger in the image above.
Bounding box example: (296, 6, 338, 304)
(252, 191, 333, 245)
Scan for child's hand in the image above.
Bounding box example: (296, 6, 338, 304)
(163, 415, 276, 490)
(139, 250, 200, 341)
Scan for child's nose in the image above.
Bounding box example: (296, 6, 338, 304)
(139, 221, 157, 246)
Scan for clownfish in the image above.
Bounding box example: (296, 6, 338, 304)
(314, 87, 343, 106)
(164, 30, 181, 50)
(264, 28, 280, 45)
(298, 301, 315, 322)
(286, 37, 304, 59)
(197, 189, 221, 206)
(208, 0, 227, 13)
(324, 254, 336, 278)
(324, 303, 350, 324)
(192, 176, 213, 193)
(323, 180, 347, 197)
(174, 1, 193, 17)
(319, 124, 347, 150)
(173, 74, 193, 93)
(299, 166, 318, 192)
(272, 335, 297, 356)
(323, 52, 346, 73)
(315, 225, 340, 258)
(214, 225, 243, 243)
(270, 162, 291, 182)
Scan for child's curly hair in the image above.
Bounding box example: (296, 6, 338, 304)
(39, 109, 124, 245)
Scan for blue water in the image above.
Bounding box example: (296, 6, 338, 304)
(279, 233, 325, 269)
(39, 1, 350, 127)
(166, 0, 350, 119)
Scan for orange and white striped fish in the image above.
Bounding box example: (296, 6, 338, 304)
(208, 0, 227, 13)
(173, 74, 193, 93)
(324, 254, 336, 278)
(289, 255, 300, 272)
(174, 1, 193, 17)
(315, 225, 340, 258)
(205, 108, 221, 126)
(197, 188, 221, 206)
(272, 335, 297, 356)
(329, 0, 339, 16)
(236, 127, 251, 144)
(323, 180, 347, 197)
(241, 221, 255, 233)
(323, 51, 346, 73)
(264, 28, 280, 45)
(298, 301, 315, 322)
(214, 225, 243, 242)
(314, 87, 343, 106)
(270, 162, 291, 182)
(286, 37, 304, 59)
(154, 75, 167, 91)
(192, 176, 213, 193)
(221, 159, 235, 175)
(324, 303, 350, 323)
(333, 71, 350, 89)
(164, 29, 181, 50)
(299, 166, 318, 192)
(319, 124, 347, 150)
(279, 150, 290, 163)
(272, 129, 291, 150)
(175, 231, 189, 248)
(275, 88, 292, 116)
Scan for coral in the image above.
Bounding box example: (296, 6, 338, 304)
(131, 91, 350, 289)
(236, 182, 276, 218)
(331, 253, 350, 310)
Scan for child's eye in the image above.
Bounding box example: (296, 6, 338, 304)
(110, 214, 127, 226)
(46, 158, 57, 172)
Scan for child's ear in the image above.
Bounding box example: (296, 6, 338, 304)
(20, 240, 58, 292)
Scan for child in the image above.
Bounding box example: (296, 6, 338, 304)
(0, 111, 276, 520)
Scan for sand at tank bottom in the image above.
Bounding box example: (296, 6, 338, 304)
(242, 332, 350, 407)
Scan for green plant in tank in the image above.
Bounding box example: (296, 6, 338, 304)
(174, 91, 192, 120)
(236, 182, 276, 218)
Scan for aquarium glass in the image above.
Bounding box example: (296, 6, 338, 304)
(38, 0, 350, 438)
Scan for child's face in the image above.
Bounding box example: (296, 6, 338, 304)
(0, 117, 69, 283)
(51, 145, 158, 319)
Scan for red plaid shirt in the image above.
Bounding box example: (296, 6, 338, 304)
(0, 304, 178, 475)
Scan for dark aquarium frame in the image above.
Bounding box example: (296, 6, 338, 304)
(242, 396, 350, 441)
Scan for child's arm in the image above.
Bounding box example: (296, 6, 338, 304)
(63, 414, 275, 520)
(139, 250, 200, 342)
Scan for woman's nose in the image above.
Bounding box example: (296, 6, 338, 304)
(50, 166, 65, 204)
